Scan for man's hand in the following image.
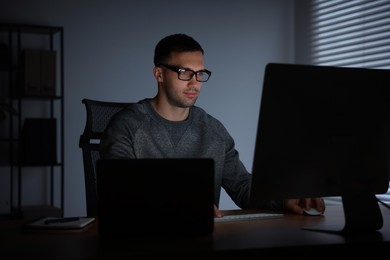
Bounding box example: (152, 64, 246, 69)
(285, 198, 326, 215)
(214, 204, 224, 218)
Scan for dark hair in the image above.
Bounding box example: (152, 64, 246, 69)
(153, 34, 204, 66)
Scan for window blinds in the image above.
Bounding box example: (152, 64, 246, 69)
(310, 0, 390, 69)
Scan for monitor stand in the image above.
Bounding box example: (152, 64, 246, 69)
(302, 182, 384, 234)
(302, 141, 386, 234)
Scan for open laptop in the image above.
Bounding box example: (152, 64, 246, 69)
(96, 158, 214, 238)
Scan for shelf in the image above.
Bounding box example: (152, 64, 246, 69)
(0, 23, 64, 217)
(0, 23, 62, 35)
(21, 205, 62, 221)
(14, 95, 63, 99)
(0, 64, 18, 71)
(0, 138, 18, 142)
(0, 205, 62, 220)
(0, 163, 63, 167)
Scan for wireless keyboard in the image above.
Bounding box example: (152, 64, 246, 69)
(214, 212, 284, 223)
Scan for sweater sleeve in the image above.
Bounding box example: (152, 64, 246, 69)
(215, 120, 285, 211)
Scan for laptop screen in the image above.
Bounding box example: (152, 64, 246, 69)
(96, 158, 215, 237)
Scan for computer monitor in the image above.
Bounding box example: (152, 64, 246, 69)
(249, 63, 390, 234)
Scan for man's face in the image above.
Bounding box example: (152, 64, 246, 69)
(156, 51, 206, 108)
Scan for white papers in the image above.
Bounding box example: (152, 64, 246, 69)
(24, 217, 95, 230)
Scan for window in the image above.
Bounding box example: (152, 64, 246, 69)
(310, 0, 390, 69)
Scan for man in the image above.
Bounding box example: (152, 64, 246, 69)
(99, 33, 325, 217)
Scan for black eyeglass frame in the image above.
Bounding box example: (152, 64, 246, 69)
(157, 63, 212, 82)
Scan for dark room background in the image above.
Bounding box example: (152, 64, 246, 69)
(0, 0, 300, 217)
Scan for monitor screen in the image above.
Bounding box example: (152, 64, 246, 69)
(249, 63, 390, 233)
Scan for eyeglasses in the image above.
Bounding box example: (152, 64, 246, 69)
(158, 63, 212, 82)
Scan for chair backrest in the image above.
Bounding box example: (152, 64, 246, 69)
(79, 98, 132, 216)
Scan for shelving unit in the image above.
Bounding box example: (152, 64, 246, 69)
(0, 23, 64, 218)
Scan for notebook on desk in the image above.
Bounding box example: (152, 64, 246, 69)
(96, 158, 215, 238)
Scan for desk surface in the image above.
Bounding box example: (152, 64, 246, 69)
(1, 205, 390, 259)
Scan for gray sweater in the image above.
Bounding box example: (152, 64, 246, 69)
(99, 98, 284, 211)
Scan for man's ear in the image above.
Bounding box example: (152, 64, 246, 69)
(153, 67, 163, 82)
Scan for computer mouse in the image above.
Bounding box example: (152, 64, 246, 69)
(303, 208, 323, 216)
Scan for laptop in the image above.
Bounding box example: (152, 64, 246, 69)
(96, 158, 215, 238)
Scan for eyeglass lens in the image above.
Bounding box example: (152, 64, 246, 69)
(178, 69, 210, 82)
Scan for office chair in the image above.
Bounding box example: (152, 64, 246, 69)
(79, 98, 132, 216)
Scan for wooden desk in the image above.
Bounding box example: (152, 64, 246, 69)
(1, 205, 390, 259)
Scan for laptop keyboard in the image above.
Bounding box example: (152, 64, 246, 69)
(214, 212, 284, 223)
